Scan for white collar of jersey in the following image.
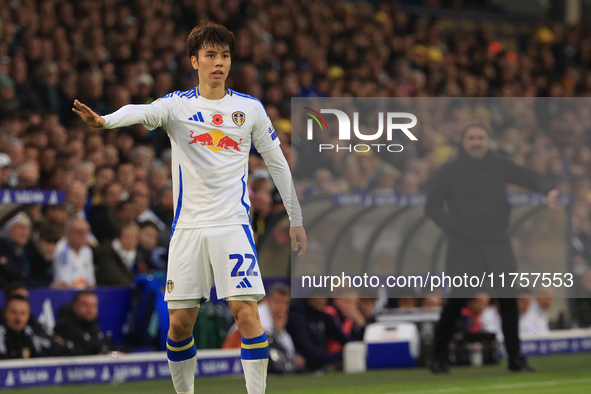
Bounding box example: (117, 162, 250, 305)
(196, 85, 233, 99)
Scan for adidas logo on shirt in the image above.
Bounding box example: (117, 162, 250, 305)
(188, 112, 204, 122)
(236, 278, 253, 289)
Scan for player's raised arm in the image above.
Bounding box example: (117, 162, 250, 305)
(73, 96, 173, 131)
(72, 100, 106, 128)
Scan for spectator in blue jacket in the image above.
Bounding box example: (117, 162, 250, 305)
(286, 297, 349, 371)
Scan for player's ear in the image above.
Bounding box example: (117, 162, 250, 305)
(191, 55, 198, 71)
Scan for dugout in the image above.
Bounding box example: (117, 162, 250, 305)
(257, 193, 575, 321)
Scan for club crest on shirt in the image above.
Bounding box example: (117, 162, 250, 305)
(167, 280, 174, 293)
(211, 112, 225, 126)
(232, 111, 245, 127)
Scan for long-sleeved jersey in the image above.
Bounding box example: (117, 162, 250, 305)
(103, 87, 302, 230)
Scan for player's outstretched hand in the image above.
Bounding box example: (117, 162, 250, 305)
(546, 188, 559, 209)
(290, 226, 308, 257)
(72, 99, 106, 128)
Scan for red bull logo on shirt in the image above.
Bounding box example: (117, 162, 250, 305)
(189, 129, 242, 152)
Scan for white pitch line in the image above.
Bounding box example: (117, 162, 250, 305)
(379, 377, 591, 394)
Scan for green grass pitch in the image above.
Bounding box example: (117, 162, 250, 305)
(8, 353, 591, 394)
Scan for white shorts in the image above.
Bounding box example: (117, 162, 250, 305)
(164, 225, 265, 304)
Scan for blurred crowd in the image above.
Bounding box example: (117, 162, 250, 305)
(0, 283, 121, 359)
(0, 0, 590, 290)
(1, 280, 556, 372)
(0, 0, 591, 364)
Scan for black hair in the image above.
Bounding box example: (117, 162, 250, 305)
(73, 290, 96, 304)
(460, 122, 492, 140)
(187, 22, 236, 58)
(139, 221, 159, 231)
(4, 281, 27, 300)
(5, 294, 30, 307)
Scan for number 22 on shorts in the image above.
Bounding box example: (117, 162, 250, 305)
(229, 253, 258, 277)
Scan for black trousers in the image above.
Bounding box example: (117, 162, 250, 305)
(433, 297, 520, 360)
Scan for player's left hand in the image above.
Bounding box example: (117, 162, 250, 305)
(546, 189, 559, 209)
(290, 226, 308, 257)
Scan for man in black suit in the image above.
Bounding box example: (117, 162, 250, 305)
(426, 123, 559, 373)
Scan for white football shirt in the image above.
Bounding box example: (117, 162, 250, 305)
(103, 87, 281, 230)
(52, 238, 96, 288)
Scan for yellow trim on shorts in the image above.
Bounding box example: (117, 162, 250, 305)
(241, 340, 269, 349)
(166, 338, 195, 352)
